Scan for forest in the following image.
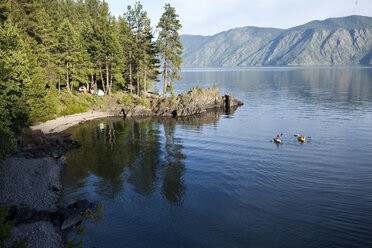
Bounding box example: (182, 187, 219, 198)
(0, 0, 183, 161)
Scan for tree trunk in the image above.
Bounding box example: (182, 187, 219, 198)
(66, 60, 70, 91)
(94, 72, 97, 91)
(105, 55, 109, 95)
(100, 66, 106, 93)
(163, 57, 168, 97)
(144, 68, 147, 96)
(109, 70, 113, 95)
(137, 74, 140, 96)
(58, 64, 61, 94)
(144, 55, 147, 96)
(129, 52, 133, 94)
(90, 71, 94, 92)
(70, 64, 74, 91)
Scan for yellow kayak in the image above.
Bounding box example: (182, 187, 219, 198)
(297, 134, 306, 143)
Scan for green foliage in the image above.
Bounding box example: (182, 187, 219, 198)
(59, 104, 87, 116)
(137, 96, 149, 109)
(168, 82, 175, 97)
(29, 89, 58, 123)
(72, 225, 87, 235)
(190, 85, 203, 94)
(82, 202, 104, 227)
(0, 0, 171, 162)
(157, 4, 183, 97)
(118, 93, 134, 105)
(57, 92, 89, 116)
(0, 21, 31, 161)
(66, 202, 104, 248)
(66, 238, 83, 248)
(0, 206, 28, 248)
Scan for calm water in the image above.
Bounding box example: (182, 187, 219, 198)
(65, 67, 372, 248)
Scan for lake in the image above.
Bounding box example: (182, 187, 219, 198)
(64, 67, 372, 248)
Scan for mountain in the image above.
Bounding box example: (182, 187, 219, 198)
(181, 15, 372, 67)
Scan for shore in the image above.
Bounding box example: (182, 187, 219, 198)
(1, 87, 243, 247)
(31, 111, 119, 134)
(0, 157, 64, 248)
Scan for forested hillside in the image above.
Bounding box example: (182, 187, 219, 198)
(0, 0, 163, 161)
(181, 15, 372, 67)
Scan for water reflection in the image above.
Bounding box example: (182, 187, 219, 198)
(65, 107, 234, 204)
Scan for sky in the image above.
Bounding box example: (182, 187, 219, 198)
(106, 0, 372, 35)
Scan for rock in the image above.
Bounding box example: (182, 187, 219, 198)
(19, 130, 81, 158)
(6, 206, 51, 225)
(126, 105, 152, 117)
(67, 199, 93, 213)
(50, 207, 74, 228)
(61, 213, 84, 231)
(224, 94, 244, 108)
(118, 87, 243, 118)
(7, 221, 64, 248)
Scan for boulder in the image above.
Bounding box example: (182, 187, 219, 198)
(61, 213, 84, 231)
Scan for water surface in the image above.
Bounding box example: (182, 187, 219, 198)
(65, 67, 372, 248)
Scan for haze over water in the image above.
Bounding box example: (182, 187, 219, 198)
(65, 67, 372, 248)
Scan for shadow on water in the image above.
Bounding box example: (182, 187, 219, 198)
(64, 107, 238, 205)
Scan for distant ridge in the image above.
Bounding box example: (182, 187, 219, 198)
(181, 15, 372, 67)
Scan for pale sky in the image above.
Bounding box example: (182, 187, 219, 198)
(106, 0, 372, 35)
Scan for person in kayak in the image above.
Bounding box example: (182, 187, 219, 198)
(274, 135, 281, 143)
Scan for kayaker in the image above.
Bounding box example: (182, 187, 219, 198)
(274, 135, 281, 143)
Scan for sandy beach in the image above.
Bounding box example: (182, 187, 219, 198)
(31, 111, 119, 134)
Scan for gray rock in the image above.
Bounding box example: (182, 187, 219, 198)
(61, 213, 84, 230)
(7, 221, 63, 248)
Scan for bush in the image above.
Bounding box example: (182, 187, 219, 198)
(118, 93, 134, 105)
(137, 96, 149, 108)
(59, 104, 87, 116)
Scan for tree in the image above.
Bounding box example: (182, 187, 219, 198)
(0, 21, 31, 161)
(125, 2, 159, 96)
(55, 18, 79, 91)
(157, 3, 183, 97)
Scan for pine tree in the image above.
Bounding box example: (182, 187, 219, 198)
(0, 0, 10, 23)
(0, 21, 31, 161)
(55, 18, 79, 91)
(157, 4, 183, 97)
(125, 2, 153, 95)
(118, 16, 134, 93)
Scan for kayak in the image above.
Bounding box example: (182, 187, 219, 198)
(297, 135, 305, 143)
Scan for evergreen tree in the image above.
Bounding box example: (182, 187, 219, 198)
(0, 0, 10, 23)
(0, 21, 31, 161)
(125, 1, 154, 95)
(157, 4, 183, 97)
(55, 18, 79, 91)
(118, 16, 134, 92)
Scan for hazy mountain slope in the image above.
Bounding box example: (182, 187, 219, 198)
(181, 15, 372, 67)
(181, 27, 282, 67)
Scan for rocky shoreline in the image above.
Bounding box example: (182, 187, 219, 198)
(0, 132, 96, 247)
(0, 87, 243, 247)
(30, 87, 243, 134)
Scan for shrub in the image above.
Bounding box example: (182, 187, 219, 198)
(137, 97, 149, 108)
(118, 93, 134, 105)
(59, 104, 87, 116)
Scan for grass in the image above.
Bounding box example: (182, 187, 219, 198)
(32, 90, 109, 122)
